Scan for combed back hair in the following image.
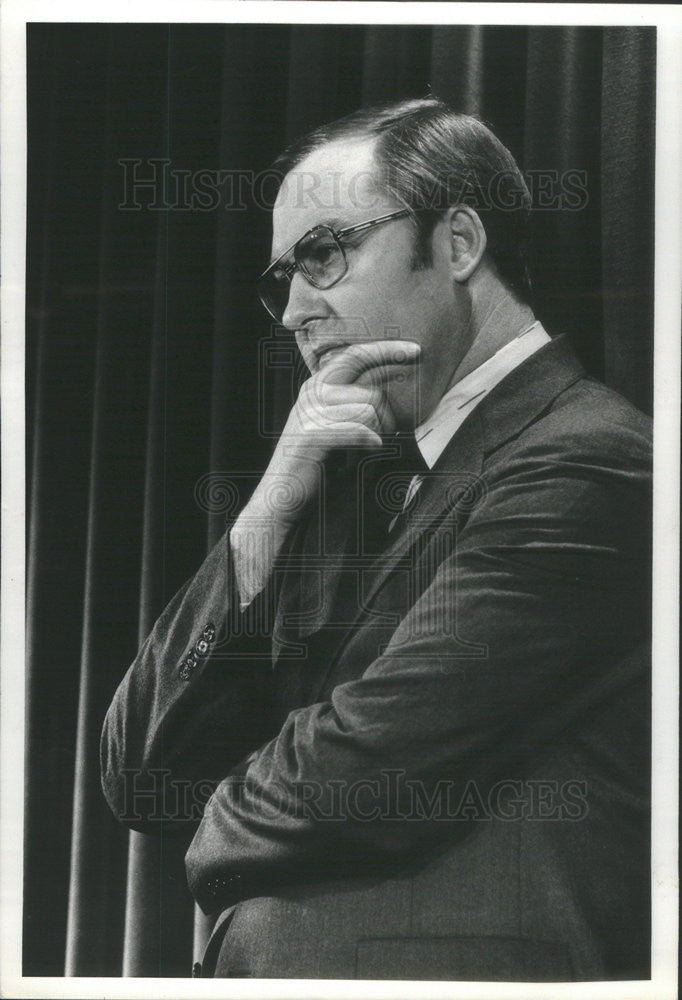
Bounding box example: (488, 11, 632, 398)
(273, 97, 533, 303)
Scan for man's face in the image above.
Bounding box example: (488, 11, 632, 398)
(271, 137, 475, 428)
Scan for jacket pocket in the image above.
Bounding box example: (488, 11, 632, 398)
(355, 935, 573, 981)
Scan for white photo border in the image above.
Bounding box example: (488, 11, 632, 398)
(2, 3, 679, 999)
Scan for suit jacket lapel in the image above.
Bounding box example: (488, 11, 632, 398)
(278, 335, 586, 698)
(299, 414, 487, 705)
(359, 411, 486, 608)
(357, 336, 586, 612)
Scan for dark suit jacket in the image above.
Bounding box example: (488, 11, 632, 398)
(101, 336, 652, 981)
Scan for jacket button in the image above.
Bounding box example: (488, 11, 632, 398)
(179, 653, 197, 680)
(195, 638, 209, 656)
(202, 622, 216, 642)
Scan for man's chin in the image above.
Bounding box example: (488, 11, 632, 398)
(357, 375, 421, 432)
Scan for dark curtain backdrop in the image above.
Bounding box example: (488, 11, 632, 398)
(25, 23, 656, 977)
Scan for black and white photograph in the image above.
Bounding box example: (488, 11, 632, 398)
(1, 3, 680, 998)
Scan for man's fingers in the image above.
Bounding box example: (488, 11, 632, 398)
(320, 340, 421, 385)
(299, 402, 383, 434)
(303, 382, 383, 408)
(314, 422, 383, 449)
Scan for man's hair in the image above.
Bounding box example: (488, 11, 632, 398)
(273, 97, 533, 303)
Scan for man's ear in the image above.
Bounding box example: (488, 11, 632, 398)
(447, 206, 487, 283)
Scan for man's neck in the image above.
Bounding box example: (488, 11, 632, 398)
(450, 284, 536, 387)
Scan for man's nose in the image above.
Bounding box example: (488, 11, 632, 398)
(281, 270, 325, 330)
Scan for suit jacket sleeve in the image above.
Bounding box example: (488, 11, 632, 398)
(185, 420, 652, 912)
(100, 529, 277, 833)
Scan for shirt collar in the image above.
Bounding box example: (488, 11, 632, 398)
(414, 321, 551, 469)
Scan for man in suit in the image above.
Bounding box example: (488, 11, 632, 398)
(101, 99, 652, 981)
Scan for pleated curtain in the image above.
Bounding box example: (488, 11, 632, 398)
(25, 23, 656, 977)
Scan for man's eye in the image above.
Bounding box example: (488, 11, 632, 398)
(305, 241, 337, 267)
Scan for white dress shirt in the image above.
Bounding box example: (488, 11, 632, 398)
(415, 321, 551, 468)
(391, 322, 551, 522)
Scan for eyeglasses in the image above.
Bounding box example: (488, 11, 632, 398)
(257, 209, 411, 323)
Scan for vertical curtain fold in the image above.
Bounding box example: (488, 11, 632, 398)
(65, 39, 146, 974)
(24, 23, 656, 978)
(524, 27, 606, 377)
(26, 26, 113, 975)
(430, 26, 486, 114)
(362, 27, 433, 104)
(208, 26, 291, 550)
(286, 26, 365, 141)
(121, 31, 197, 978)
(601, 28, 655, 414)
(26, 30, 60, 699)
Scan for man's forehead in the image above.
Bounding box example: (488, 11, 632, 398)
(276, 137, 381, 210)
(271, 136, 395, 253)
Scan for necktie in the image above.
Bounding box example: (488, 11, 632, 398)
(325, 435, 427, 557)
(375, 432, 428, 535)
(383, 431, 427, 532)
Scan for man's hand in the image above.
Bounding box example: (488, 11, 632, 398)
(230, 340, 421, 606)
(248, 339, 421, 528)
